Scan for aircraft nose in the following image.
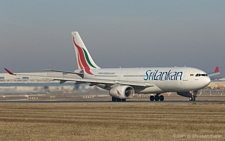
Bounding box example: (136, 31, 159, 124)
(198, 76, 211, 89)
(204, 76, 211, 86)
(198, 76, 210, 89)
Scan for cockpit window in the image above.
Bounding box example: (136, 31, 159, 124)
(195, 74, 208, 77)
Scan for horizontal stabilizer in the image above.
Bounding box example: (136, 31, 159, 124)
(4, 68, 14, 75)
(208, 66, 220, 77)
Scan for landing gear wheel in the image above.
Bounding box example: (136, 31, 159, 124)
(150, 96, 155, 101)
(122, 99, 126, 102)
(189, 96, 196, 101)
(159, 95, 164, 101)
(116, 98, 122, 102)
(112, 97, 126, 102)
(155, 95, 160, 101)
(112, 97, 117, 102)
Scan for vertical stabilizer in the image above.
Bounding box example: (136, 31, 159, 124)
(71, 31, 100, 75)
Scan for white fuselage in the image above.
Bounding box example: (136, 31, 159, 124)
(84, 67, 211, 93)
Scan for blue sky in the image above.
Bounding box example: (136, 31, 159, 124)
(0, 0, 225, 76)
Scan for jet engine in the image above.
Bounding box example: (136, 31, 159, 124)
(177, 90, 201, 101)
(109, 85, 135, 99)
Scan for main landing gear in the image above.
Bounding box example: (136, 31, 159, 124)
(112, 97, 126, 102)
(150, 93, 164, 101)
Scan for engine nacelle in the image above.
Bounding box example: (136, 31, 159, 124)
(109, 85, 135, 99)
(177, 90, 201, 98)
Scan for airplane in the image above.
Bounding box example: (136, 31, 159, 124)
(4, 31, 220, 102)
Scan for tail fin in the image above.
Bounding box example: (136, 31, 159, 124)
(214, 66, 220, 73)
(71, 31, 100, 75)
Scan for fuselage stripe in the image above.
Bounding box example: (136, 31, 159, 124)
(78, 54, 83, 69)
(82, 48, 96, 68)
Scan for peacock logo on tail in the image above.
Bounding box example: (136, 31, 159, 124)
(72, 33, 100, 75)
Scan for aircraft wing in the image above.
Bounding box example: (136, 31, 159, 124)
(43, 69, 84, 77)
(4, 68, 154, 87)
(208, 66, 220, 77)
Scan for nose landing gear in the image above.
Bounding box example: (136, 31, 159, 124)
(189, 96, 196, 101)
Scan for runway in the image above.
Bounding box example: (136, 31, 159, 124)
(0, 100, 224, 104)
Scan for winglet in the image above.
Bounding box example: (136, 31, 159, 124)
(4, 68, 14, 75)
(214, 66, 220, 73)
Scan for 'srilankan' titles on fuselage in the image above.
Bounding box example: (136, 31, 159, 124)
(144, 69, 183, 81)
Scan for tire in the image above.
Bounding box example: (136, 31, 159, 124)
(155, 95, 159, 101)
(150, 96, 155, 101)
(116, 98, 121, 102)
(112, 97, 116, 102)
(189, 97, 196, 101)
(159, 95, 164, 101)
